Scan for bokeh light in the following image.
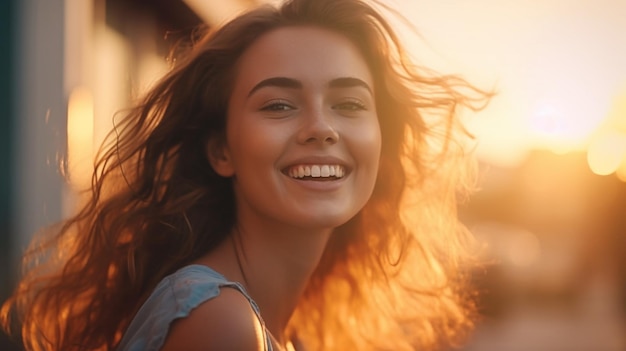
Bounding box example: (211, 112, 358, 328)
(67, 86, 94, 190)
(587, 131, 626, 176)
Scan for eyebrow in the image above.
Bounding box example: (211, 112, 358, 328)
(247, 76, 373, 97)
(247, 77, 302, 97)
(328, 77, 373, 95)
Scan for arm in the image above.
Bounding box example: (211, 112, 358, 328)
(160, 287, 267, 351)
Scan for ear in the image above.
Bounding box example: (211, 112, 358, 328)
(206, 135, 235, 177)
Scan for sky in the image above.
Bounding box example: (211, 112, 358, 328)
(389, 0, 626, 168)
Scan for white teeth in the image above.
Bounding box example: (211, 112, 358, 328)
(311, 165, 321, 177)
(288, 165, 345, 179)
(321, 165, 330, 177)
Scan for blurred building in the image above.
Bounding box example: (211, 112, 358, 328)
(461, 152, 626, 351)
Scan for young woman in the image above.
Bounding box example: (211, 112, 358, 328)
(1, 0, 490, 350)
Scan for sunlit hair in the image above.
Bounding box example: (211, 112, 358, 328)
(1, 0, 491, 350)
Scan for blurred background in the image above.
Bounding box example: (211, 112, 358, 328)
(0, 0, 625, 350)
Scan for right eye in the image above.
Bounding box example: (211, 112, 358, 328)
(260, 100, 295, 111)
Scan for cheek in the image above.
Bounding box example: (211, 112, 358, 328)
(227, 121, 287, 172)
(346, 118, 382, 203)
(354, 119, 382, 167)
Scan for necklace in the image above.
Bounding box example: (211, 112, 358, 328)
(231, 234, 250, 290)
(267, 330, 296, 351)
(230, 235, 295, 351)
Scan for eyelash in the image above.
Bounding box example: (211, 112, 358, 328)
(260, 99, 294, 111)
(333, 99, 367, 111)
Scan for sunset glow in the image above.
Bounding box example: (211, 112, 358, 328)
(67, 86, 94, 190)
(393, 0, 626, 175)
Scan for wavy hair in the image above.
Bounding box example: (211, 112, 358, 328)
(1, 0, 490, 350)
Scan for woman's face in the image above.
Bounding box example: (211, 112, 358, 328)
(211, 26, 381, 232)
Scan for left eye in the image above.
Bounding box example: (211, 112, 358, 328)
(333, 100, 367, 111)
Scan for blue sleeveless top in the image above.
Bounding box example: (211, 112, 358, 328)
(116, 264, 273, 351)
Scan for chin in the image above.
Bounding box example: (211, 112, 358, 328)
(293, 212, 358, 231)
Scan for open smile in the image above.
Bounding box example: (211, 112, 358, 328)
(284, 164, 346, 180)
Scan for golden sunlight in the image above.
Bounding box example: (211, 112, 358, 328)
(394, 0, 626, 170)
(588, 90, 626, 178)
(67, 86, 94, 190)
(617, 161, 626, 182)
(587, 130, 626, 176)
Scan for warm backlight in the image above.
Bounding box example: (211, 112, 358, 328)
(67, 86, 94, 190)
(587, 131, 626, 176)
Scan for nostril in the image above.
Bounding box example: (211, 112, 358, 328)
(324, 135, 338, 144)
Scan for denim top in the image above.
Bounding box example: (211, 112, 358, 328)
(116, 264, 273, 351)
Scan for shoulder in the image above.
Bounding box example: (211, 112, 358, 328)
(117, 265, 267, 351)
(160, 286, 267, 351)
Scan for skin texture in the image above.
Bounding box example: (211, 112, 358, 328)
(166, 26, 381, 350)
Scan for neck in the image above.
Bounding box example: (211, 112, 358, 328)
(233, 224, 331, 338)
(200, 223, 332, 342)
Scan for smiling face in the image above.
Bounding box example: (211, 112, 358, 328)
(209, 26, 381, 233)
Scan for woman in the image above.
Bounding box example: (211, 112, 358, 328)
(1, 0, 489, 350)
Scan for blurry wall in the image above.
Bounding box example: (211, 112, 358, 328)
(11, 0, 67, 268)
(1, 0, 17, 349)
(0, 0, 15, 289)
(2, 1, 67, 349)
(0, 0, 16, 338)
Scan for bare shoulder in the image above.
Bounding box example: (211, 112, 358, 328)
(160, 286, 266, 351)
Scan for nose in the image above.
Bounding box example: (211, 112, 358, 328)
(296, 108, 339, 145)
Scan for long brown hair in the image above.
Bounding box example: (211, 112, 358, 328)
(1, 0, 490, 350)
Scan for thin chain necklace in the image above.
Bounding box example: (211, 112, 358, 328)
(230, 234, 295, 351)
(267, 331, 297, 351)
(231, 233, 249, 290)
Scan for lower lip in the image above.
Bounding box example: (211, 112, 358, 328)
(284, 174, 347, 191)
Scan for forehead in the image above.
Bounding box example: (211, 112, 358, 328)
(231, 26, 373, 91)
